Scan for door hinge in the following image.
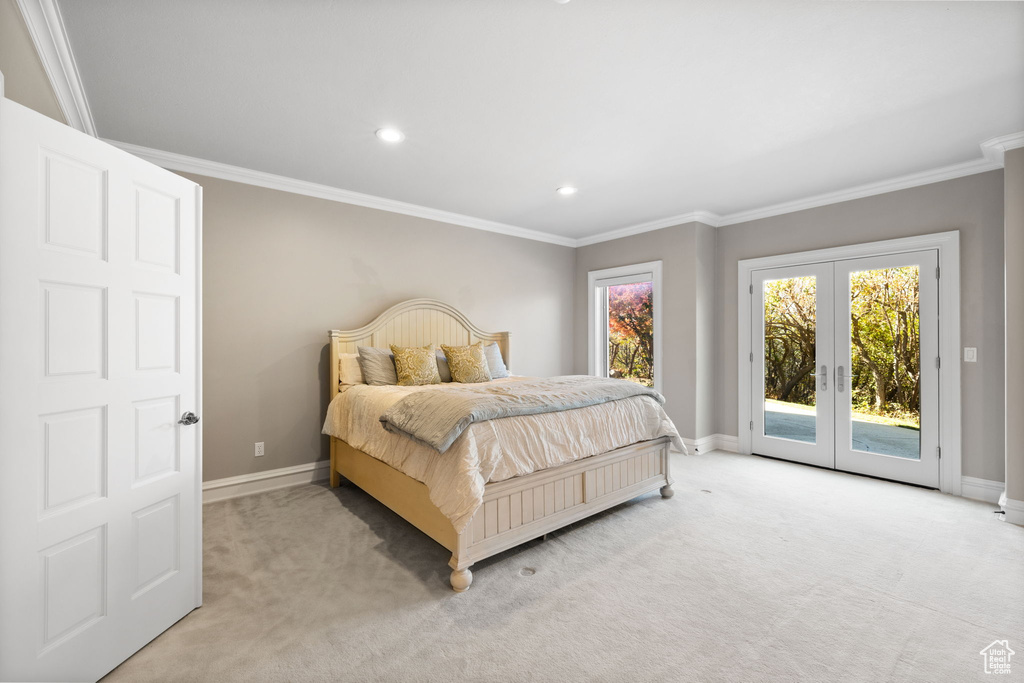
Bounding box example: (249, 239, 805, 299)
(749, 351, 753, 362)
(936, 266, 940, 279)
(749, 420, 754, 431)
(749, 284, 754, 295)
(937, 445, 942, 460)
(936, 356, 941, 369)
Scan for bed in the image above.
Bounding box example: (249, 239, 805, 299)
(324, 298, 680, 592)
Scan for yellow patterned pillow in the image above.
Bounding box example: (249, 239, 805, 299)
(441, 342, 492, 383)
(390, 344, 442, 386)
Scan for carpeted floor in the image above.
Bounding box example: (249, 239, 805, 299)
(102, 451, 1023, 682)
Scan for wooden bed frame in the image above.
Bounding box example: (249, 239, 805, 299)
(328, 298, 674, 592)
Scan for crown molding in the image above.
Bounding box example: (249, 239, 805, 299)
(576, 144, 1007, 246)
(980, 131, 1024, 165)
(15, 0, 96, 136)
(108, 138, 1004, 250)
(575, 210, 722, 247)
(714, 156, 1000, 227)
(104, 140, 578, 248)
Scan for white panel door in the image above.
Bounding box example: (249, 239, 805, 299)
(751, 263, 835, 469)
(0, 97, 202, 682)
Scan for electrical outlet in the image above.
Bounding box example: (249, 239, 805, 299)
(964, 347, 978, 363)
(255, 442, 265, 457)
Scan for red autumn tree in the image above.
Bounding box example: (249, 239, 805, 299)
(608, 282, 653, 386)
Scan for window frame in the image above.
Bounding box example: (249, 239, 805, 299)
(587, 260, 663, 393)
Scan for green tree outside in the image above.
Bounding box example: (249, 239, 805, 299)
(763, 267, 920, 428)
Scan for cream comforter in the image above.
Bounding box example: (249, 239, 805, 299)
(322, 377, 684, 533)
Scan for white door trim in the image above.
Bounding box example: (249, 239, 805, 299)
(587, 260, 663, 393)
(737, 231, 962, 495)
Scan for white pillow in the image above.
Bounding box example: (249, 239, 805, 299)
(484, 342, 509, 378)
(339, 352, 365, 385)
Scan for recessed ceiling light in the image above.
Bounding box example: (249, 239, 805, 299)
(375, 128, 405, 143)
(556, 186, 578, 196)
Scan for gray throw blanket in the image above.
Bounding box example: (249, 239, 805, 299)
(380, 375, 666, 453)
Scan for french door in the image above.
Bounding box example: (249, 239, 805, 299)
(751, 250, 939, 488)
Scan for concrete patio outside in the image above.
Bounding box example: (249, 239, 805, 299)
(763, 400, 920, 460)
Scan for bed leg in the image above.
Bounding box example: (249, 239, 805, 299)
(660, 484, 674, 498)
(450, 568, 473, 593)
(329, 439, 340, 488)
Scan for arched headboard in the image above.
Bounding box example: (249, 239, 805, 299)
(329, 298, 510, 398)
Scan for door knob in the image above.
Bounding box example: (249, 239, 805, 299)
(178, 411, 200, 426)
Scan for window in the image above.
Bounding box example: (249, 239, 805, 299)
(588, 261, 662, 392)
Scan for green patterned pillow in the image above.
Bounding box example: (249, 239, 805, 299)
(390, 344, 442, 386)
(441, 342, 492, 383)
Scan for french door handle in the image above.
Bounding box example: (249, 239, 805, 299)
(819, 365, 828, 391)
(837, 366, 845, 393)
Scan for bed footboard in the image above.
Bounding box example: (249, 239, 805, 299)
(449, 436, 673, 590)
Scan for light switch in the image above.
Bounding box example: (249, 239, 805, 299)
(963, 347, 977, 363)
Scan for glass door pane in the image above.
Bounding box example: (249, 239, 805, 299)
(763, 276, 818, 444)
(607, 282, 654, 387)
(847, 266, 921, 460)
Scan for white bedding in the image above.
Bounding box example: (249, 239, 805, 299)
(322, 376, 684, 533)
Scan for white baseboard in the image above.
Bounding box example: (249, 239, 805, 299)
(960, 476, 1005, 504)
(711, 434, 739, 453)
(682, 434, 739, 454)
(203, 461, 330, 504)
(999, 493, 1024, 526)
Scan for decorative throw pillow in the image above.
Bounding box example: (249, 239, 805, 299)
(357, 346, 398, 386)
(435, 349, 453, 382)
(483, 342, 509, 378)
(339, 352, 365, 385)
(390, 344, 442, 386)
(441, 342, 492, 383)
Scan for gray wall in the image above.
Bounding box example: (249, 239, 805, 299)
(574, 222, 715, 440)
(715, 170, 1006, 482)
(1004, 148, 1024, 501)
(189, 174, 576, 482)
(0, 0, 65, 123)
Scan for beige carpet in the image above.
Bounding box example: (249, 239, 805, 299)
(103, 452, 1023, 682)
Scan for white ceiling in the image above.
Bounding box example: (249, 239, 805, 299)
(57, 1, 1024, 241)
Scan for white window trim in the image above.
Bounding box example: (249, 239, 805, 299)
(737, 231, 962, 495)
(588, 261, 663, 393)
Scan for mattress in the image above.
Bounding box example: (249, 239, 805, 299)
(322, 376, 684, 533)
